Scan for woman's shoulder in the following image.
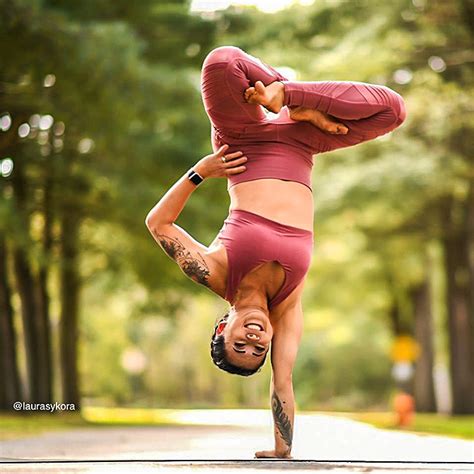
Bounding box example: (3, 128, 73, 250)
(203, 238, 228, 299)
(270, 284, 304, 327)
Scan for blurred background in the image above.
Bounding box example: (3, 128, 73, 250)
(0, 0, 473, 439)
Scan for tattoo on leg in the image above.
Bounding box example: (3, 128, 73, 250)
(272, 391, 293, 452)
(153, 232, 210, 287)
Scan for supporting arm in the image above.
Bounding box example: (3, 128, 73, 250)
(255, 292, 304, 459)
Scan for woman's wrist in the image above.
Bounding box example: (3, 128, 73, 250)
(193, 162, 208, 179)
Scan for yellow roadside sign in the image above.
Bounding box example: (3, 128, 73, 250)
(390, 335, 420, 362)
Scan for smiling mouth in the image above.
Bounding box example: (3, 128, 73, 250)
(244, 323, 264, 331)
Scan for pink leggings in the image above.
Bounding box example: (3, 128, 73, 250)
(201, 46, 406, 182)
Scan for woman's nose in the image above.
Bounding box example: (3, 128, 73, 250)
(246, 333, 260, 341)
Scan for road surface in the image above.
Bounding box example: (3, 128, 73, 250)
(0, 411, 472, 473)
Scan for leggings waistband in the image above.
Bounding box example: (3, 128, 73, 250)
(227, 209, 313, 236)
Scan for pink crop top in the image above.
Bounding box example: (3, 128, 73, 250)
(218, 209, 313, 309)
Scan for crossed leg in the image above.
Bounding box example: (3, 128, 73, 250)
(201, 46, 348, 136)
(201, 46, 406, 155)
(244, 81, 349, 135)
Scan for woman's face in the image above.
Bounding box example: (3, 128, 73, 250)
(217, 306, 273, 371)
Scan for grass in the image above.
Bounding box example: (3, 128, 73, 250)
(0, 412, 89, 441)
(328, 411, 474, 440)
(0, 408, 472, 441)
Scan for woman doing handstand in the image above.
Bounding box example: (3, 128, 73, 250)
(145, 46, 406, 458)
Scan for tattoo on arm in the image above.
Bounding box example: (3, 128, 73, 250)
(271, 391, 293, 453)
(153, 231, 211, 288)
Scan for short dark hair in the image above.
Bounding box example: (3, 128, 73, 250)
(210, 313, 267, 376)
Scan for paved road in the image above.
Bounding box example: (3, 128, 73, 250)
(0, 460, 472, 473)
(0, 411, 472, 473)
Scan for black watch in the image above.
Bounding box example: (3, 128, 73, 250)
(188, 169, 204, 186)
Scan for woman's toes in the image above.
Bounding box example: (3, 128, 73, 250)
(254, 81, 266, 95)
(244, 87, 256, 102)
(336, 124, 349, 134)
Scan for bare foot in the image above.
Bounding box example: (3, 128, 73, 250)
(244, 81, 284, 113)
(289, 106, 348, 135)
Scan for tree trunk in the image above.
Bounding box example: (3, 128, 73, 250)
(59, 210, 81, 406)
(0, 236, 22, 409)
(36, 170, 55, 402)
(10, 155, 51, 403)
(12, 246, 43, 402)
(384, 268, 404, 335)
(442, 194, 474, 414)
(388, 301, 402, 335)
(411, 280, 436, 412)
(466, 180, 474, 404)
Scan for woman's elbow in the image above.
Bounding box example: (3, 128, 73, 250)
(145, 212, 156, 234)
(145, 212, 154, 231)
(145, 210, 166, 233)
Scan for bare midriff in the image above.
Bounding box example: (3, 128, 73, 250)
(229, 178, 314, 232)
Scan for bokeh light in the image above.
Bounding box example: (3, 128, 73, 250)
(54, 121, 66, 136)
(39, 114, 54, 130)
(18, 123, 31, 138)
(393, 69, 413, 84)
(38, 131, 49, 145)
(78, 138, 94, 154)
(186, 43, 201, 57)
(53, 138, 64, 152)
(43, 73, 56, 87)
(1, 158, 14, 177)
(29, 114, 41, 128)
(428, 56, 446, 73)
(121, 347, 147, 375)
(0, 114, 12, 132)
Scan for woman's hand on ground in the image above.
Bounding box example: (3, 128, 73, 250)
(254, 449, 292, 459)
(194, 144, 247, 179)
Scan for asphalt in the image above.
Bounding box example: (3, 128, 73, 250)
(0, 411, 472, 473)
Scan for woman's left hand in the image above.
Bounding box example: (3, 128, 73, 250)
(194, 144, 247, 179)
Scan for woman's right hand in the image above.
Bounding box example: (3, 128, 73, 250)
(194, 144, 247, 179)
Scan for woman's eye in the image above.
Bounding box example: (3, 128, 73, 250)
(235, 342, 245, 348)
(255, 346, 265, 352)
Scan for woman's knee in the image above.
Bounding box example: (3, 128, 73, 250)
(203, 46, 243, 68)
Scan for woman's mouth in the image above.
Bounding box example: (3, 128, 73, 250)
(245, 323, 264, 331)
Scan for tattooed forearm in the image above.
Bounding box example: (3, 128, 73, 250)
(271, 391, 293, 452)
(153, 231, 211, 287)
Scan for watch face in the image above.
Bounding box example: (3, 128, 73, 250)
(189, 171, 203, 185)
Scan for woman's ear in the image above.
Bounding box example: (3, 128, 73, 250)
(216, 322, 227, 335)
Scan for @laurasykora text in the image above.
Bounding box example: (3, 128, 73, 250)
(13, 401, 76, 413)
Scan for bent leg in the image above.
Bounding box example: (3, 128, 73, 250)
(282, 80, 406, 153)
(201, 46, 288, 135)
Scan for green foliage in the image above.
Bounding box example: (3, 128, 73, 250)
(2, 0, 472, 409)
